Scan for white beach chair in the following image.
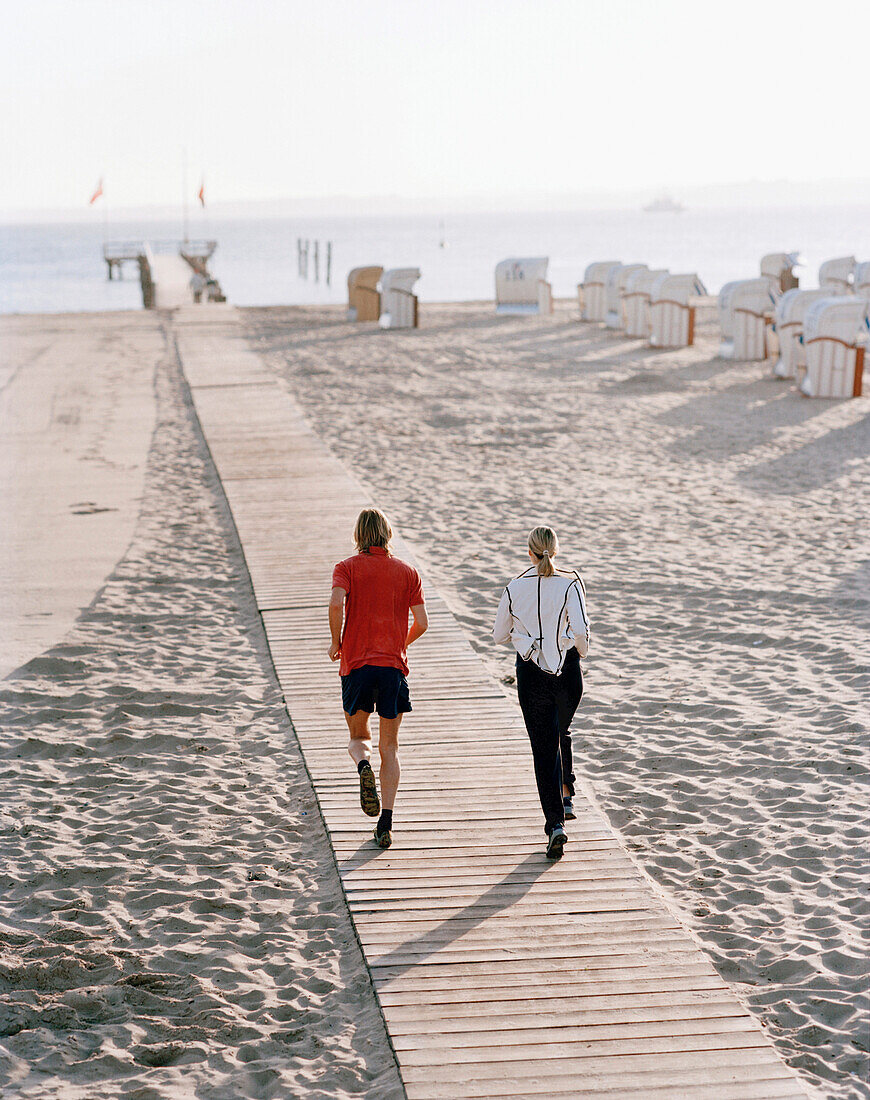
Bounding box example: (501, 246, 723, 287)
(378, 268, 421, 329)
(623, 268, 668, 337)
(773, 288, 838, 379)
(347, 266, 383, 322)
(818, 256, 856, 293)
(605, 264, 647, 329)
(718, 278, 777, 360)
(760, 252, 800, 293)
(800, 297, 869, 397)
(853, 262, 870, 298)
(494, 258, 551, 315)
(648, 273, 707, 348)
(579, 261, 621, 322)
(716, 280, 741, 358)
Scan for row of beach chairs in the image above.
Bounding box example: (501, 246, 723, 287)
(347, 266, 421, 329)
(345, 255, 868, 399)
(493, 257, 707, 349)
(579, 262, 707, 348)
(718, 255, 870, 397)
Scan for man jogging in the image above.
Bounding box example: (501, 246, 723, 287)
(328, 508, 428, 849)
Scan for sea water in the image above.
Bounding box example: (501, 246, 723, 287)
(1, 205, 868, 314)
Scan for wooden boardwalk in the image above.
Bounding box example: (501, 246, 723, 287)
(173, 308, 810, 1099)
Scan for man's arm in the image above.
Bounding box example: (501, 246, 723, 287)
(406, 603, 428, 647)
(328, 586, 346, 661)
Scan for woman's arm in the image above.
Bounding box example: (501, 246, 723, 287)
(492, 588, 513, 645)
(567, 581, 590, 657)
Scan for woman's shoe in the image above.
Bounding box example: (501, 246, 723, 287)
(546, 825, 567, 859)
(563, 796, 576, 820)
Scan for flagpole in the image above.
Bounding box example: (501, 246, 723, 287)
(182, 147, 189, 244)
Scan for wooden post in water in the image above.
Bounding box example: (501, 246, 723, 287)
(313, 241, 319, 283)
(326, 242, 332, 287)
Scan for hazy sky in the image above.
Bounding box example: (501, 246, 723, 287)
(2, 0, 869, 213)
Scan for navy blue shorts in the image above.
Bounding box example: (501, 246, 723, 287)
(341, 665, 411, 719)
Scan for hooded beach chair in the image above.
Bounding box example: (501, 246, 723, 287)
(819, 256, 856, 293)
(718, 278, 777, 359)
(760, 252, 800, 293)
(495, 258, 552, 314)
(800, 297, 869, 397)
(579, 261, 621, 322)
(648, 273, 707, 348)
(853, 262, 870, 298)
(378, 268, 421, 329)
(605, 263, 647, 329)
(347, 266, 383, 322)
(623, 268, 669, 337)
(773, 288, 839, 379)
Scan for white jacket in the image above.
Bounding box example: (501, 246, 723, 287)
(493, 566, 589, 674)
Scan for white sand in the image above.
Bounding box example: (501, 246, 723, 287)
(247, 301, 869, 1100)
(0, 313, 158, 679)
(0, 316, 403, 1099)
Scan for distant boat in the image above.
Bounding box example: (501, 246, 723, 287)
(643, 195, 685, 214)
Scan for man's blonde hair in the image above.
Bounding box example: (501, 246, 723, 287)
(354, 508, 393, 553)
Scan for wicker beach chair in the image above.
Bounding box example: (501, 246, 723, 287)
(623, 268, 669, 337)
(800, 297, 869, 397)
(495, 258, 552, 315)
(773, 288, 840, 379)
(605, 264, 647, 329)
(378, 268, 421, 329)
(819, 256, 856, 293)
(579, 261, 621, 322)
(648, 273, 707, 348)
(718, 278, 777, 360)
(853, 262, 870, 298)
(760, 252, 800, 293)
(347, 267, 384, 322)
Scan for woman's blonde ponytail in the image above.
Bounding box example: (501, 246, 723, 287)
(528, 526, 558, 577)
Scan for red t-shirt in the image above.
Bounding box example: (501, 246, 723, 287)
(332, 547, 424, 677)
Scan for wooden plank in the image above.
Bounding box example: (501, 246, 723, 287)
(176, 319, 809, 1100)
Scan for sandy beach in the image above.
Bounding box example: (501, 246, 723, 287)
(0, 300, 866, 1099)
(245, 301, 869, 1099)
(0, 313, 404, 1098)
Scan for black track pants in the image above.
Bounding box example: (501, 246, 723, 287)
(515, 648, 583, 833)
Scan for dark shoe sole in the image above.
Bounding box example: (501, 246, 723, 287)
(373, 827, 392, 849)
(546, 832, 567, 860)
(359, 766, 380, 817)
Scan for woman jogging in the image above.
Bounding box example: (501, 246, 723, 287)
(493, 526, 590, 859)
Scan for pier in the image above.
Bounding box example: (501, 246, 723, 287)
(102, 239, 222, 309)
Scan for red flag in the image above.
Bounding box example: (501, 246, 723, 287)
(89, 178, 103, 205)
(197, 181, 205, 207)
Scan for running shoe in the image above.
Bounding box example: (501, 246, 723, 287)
(563, 796, 576, 820)
(373, 824, 392, 849)
(358, 762, 380, 817)
(546, 825, 567, 860)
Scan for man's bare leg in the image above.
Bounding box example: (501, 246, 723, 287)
(377, 715, 402, 811)
(345, 710, 380, 817)
(345, 709, 372, 765)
